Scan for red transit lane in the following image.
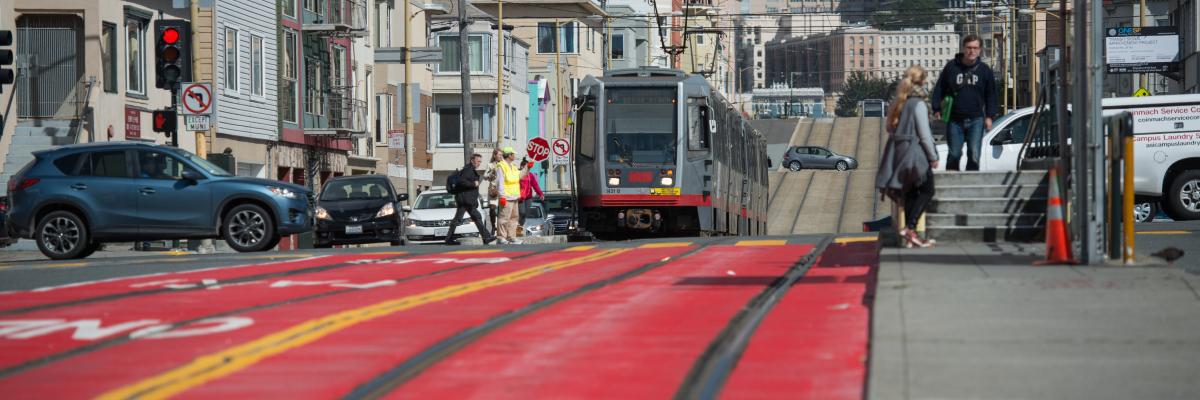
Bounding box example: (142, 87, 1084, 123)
(0, 251, 531, 372)
(721, 239, 879, 400)
(169, 246, 692, 399)
(0, 247, 685, 399)
(388, 243, 815, 399)
(0, 254, 378, 313)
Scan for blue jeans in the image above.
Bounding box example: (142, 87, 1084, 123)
(946, 117, 984, 171)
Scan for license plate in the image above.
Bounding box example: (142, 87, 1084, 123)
(434, 227, 449, 237)
(650, 188, 680, 196)
(345, 225, 363, 235)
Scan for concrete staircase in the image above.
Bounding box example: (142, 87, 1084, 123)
(927, 170, 1050, 242)
(1, 120, 79, 196)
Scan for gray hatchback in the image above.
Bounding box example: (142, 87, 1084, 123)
(782, 146, 859, 172)
(5, 142, 314, 259)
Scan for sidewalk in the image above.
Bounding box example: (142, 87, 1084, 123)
(869, 242, 1200, 400)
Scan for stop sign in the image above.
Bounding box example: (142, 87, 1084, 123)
(526, 137, 551, 162)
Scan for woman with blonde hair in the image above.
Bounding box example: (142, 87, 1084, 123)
(876, 65, 940, 248)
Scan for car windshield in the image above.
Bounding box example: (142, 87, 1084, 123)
(171, 149, 232, 176)
(321, 179, 392, 201)
(415, 193, 457, 209)
(527, 206, 544, 219)
(544, 197, 574, 213)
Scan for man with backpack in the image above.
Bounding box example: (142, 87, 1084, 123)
(445, 153, 495, 245)
(932, 34, 999, 171)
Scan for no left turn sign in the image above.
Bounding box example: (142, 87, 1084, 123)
(181, 83, 213, 115)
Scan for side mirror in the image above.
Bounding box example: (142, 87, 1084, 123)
(401, 205, 412, 213)
(991, 129, 1013, 145)
(397, 193, 409, 202)
(181, 170, 201, 182)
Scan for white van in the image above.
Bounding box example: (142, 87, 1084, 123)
(934, 94, 1200, 222)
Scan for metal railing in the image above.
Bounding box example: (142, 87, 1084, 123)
(303, 0, 368, 36)
(305, 85, 367, 135)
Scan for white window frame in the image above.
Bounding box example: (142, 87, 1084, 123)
(611, 33, 625, 60)
(283, 0, 298, 19)
(537, 22, 578, 54)
(224, 27, 240, 93)
(125, 17, 146, 96)
(435, 34, 489, 74)
(434, 105, 491, 147)
(251, 34, 265, 96)
(282, 29, 299, 124)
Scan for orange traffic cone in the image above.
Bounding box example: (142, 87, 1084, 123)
(1037, 167, 1074, 265)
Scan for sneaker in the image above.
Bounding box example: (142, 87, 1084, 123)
(496, 238, 510, 245)
(482, 236, 496, 245)
(444, 239, 461, 245)
(509, 238, 524, 245)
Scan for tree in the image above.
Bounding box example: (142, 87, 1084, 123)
(871, 0, 948, 31)
(836, 72, 893, 117)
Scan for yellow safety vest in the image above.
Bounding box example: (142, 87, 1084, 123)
(498, 161, 520, 198)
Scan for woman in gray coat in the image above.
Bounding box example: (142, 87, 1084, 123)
(876, 65, 940, 248)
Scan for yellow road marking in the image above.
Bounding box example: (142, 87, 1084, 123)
(835, 236, 878, 244)
(156, 251, 193, 256)
(41, 262, 88, 269)
(639, 242, 691, 248)
(563, 245, 596, 252)
(735, 240, 787, 247)
(98, 248, 628, 400)
(444, 249, 502, 254)
(1136, 230, 1190, 235)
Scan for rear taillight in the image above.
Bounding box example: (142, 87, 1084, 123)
(9, 178, 39, 192)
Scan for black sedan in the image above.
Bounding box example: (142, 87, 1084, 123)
(313, 175, 408, 248)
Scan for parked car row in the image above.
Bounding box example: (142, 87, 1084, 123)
(4, 142, 582, 259)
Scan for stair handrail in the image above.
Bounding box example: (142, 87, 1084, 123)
(76, 76, 97, 144)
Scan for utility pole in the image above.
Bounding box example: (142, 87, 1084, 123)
(495, 0, 504, 150)
(1071, 0, 1095, 263)
(404, 0, 415, 201)
(459, 0, 473, 163)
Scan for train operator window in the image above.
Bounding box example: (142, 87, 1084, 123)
(604, 88, 678, 165)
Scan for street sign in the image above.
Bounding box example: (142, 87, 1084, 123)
(551, 138, 570, 166)
(1105, 26, 1181, 74)
(1133, 88, 1151, 97)
(526, 137, 551, 162)
(180, 82, 213, 115)
(388, 130, 406, 149)
(184, 114, 211, 131)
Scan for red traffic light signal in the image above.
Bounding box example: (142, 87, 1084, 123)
(161, 27, 180, 45)
(155, 21, 191, 90)
(152, 109, 176, 135)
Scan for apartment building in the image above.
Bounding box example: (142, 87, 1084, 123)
(426, 12, 531, 188)
(765, 24, 958, 95)
(0, 1, 192, 194)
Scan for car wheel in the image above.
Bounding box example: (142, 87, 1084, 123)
(1166, 171, 1200, 220)
(35, 210, 90, 260)
(222, 204, 276, 252)
(788, 161, 802, 171)
(836, 161, 849, 171)
(1134, 201, 1157, 223)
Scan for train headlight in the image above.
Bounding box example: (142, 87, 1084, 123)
(608, 177, 621, 186)
(660, 177, 674, 186)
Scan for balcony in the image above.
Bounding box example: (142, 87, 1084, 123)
(303, 0, 368, 37)
(304, 86, 368, 137)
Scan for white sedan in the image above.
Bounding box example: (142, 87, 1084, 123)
(402, 189, 490, 243)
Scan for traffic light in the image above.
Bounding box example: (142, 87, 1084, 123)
(152, 109, 176, 136)
(1, 30, 14, 94)
(154, 20, 191, 90)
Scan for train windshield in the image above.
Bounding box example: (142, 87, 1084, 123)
(605, 88, 677, 165)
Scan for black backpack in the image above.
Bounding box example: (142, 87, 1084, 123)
(446, 168, 466, 194)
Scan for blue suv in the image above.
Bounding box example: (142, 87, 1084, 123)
(6, 142, 314, 259)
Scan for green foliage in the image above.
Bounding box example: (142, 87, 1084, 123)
(872, 0, 949, 30)
(835, 72, 893, 117)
